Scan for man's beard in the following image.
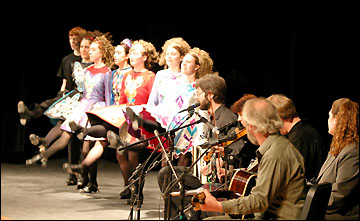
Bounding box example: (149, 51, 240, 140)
(247, 129, 259, 146)
(200, 97, 211, 110)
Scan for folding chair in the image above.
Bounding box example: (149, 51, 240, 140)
(299, 182, 332, 220)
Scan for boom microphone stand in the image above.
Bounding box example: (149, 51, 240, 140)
(163, 111, 239, 218)
(163, 138, 215, 218)
(127, 135, 165, 220)
(117, 115, 204, 220)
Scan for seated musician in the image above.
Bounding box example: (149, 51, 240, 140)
(157, 74, 256, 219)
(199, 98, 306, 220)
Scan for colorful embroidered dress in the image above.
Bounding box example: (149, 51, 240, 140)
(86, 69, 160, 148)
(146, 71, 208, 156)
(86, 67, 133, 129)
(111, 66, 132, 105)
(44, 61, 92, 120)
(60, 65, 112, 132)
(87, 69, 155, 127)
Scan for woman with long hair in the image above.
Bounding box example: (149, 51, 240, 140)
(317, 98, 359, 220)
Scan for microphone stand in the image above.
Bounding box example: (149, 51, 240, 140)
(162, 112, 197, 220)
(163, 141, 215, 213)
(119, 115, 203, 220)
(127, 135, 165, 220)
(162, 111, 238, 218)
(116, 118, 201, 153)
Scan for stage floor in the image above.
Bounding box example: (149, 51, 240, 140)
(1, 158, 165, 220)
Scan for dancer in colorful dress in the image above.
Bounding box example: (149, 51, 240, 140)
(18, 27, 87, 126)
(75, 38, 133, 140)
(28, 32, 94, 151)
(26, 31, 95, 186)
(69, 38, 133, 194)
(63, 39, 158, 198)
(25, 34, 114, 191)
(131, 46, 215, 168)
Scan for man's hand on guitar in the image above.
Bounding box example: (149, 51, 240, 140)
(199, 189, 224, 213)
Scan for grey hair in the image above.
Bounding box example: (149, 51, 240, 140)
(242, 97, 283, 135)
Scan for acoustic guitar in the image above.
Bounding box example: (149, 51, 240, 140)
(192, 159, 258, 219)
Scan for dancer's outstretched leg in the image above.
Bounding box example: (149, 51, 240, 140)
(26, 131, 72, 165)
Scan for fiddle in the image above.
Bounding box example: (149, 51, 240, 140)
(203, 127, 247, 162)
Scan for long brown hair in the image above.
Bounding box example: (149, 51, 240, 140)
(330, 98, 359, 156)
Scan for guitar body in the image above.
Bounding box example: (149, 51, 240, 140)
(192, 159, 258, 219)
(229, 169, 257, 197)
(227, 166, 257, 219)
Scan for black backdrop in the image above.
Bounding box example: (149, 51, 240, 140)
(2, 5, 357, 163)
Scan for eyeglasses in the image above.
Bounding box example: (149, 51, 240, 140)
(196, 91, 205, 97)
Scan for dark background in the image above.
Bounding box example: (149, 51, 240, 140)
(2, 4, 357, 163)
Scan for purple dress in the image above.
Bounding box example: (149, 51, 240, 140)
(61, 65, 112, 132)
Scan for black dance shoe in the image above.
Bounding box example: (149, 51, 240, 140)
(68, 121, 82, 134)
(119, 188, 131, 199)
(18, 101, 30, 126)
(29, 134, 46, 147)
(40, 157, 48, 167)
(25, 153, 43, 165)
(66, 174, 77, 186)
(107, 130, 126, 148)
(69, 121, 87, 140)
(76, 173, 89, 190)
(125, 107, 143, 131)
(79, 183, 99, 193)
(76, 130, 85, 140)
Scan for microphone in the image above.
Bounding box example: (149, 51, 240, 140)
(170, 187, 205, 196)
(200, 130, 238, 149)
(199, 116, 219, 135)
(216, 120, 240, 134)
(178, 102, 200, 113)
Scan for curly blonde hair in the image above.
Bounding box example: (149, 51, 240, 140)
(94, 35, 115, 68)
(158, 37, 191, 68)
(131, 40, 158, 70)
(188, 47, 214, 79)
(330, 98, 359, 156)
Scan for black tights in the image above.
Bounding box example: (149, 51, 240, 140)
(86, 115, 163, 188)
(42, 120, 64, 147)
(81, 141, 97, 185)
(81, 162, 98, 185)
(42, 131, 72, 159)
(86, 121, 118, 138)
(116, 142, 148, 187)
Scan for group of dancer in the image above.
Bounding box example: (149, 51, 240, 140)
(18, 26, 358, 219)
